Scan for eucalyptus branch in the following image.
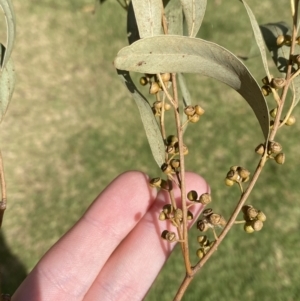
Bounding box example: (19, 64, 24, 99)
(115, 1, 300, 301)
(171, 73, 192, 274)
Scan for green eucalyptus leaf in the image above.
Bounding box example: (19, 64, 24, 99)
(180, 0, 206, 37)
(117, 69, 165, 167)
(127, 2, 140, 45)
(178, 73, 191, 132)
(260, 22, 300, 107)
(115, 35, 270, 139)
(0, 0, 16, 69)
(259, 22, 290, 74)
(240, 0, 271, 80)
(0, 44, 15, 123)
(165, 0, 183, 35)
(131, 0, 162, 38)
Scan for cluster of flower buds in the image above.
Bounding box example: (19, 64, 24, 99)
(196, 235, 214, 259)
(261, 76, 286, 96)
(276, 34, 292, 47)
(277, 34, 300, 48)
(161, 159, 184, 175)
(152, 100, 171, 116)
(269, 108, 296, 127)
(225, 166, 250, 187)
(159, 204, 193, 225)
(197, 208, 226, 232)
(183, 105, 205, 123)
(139, 73, 171, 94)
(242, 205, 266, 233)
(165, 135, 188, 158)
(187, 190, 212, 205)
(255, 141, 285, 164)
(149, 177, 170, 190)
(161, 230, 177, 242)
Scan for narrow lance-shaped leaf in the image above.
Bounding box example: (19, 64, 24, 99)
(0, 0, 16, 69)
(259, 22, 290, 74)
(131, 0, 162, 38)
(117, 69, 165, 167)
(240, 0, 271, 81)
(260, 22, 300, 107)
(115, 35, 270, 139)
(0, 44, 15, 123)
(181, 0, 206, 37)
(164, 0, 183, 35)
(127, 2, 140, 45)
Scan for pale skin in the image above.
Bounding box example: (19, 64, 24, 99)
(11, 171, 209, 301)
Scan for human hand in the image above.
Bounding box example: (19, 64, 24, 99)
(12, 171, 209, 301)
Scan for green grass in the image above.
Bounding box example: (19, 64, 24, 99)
(1, 0, 300, 300)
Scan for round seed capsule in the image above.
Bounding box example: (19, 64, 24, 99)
(163, 204, 173, 214)
(208, 213, 226, 227)
(285, 115, 296, 126)
(261, 85, 271, 96)
(242, 205, 253, 215)
(202, 208, 213, 217)
(149, 177, 162, 188)
(284, 35, 292, 46)
(188, 114, 200, 123)
(197, 235, 208, 246)
(161, 163, 173, 174)
(269, 108, 278, 118)
(170, 159, 180, 169)
(149, 82, 160, 94)
(161, 73, 171, 82)
(270, 78, 286, 89)
(174, 208, 183, 220)
(195, 105, 205, 116)
(196, 248, 204, 259)
(159, 211, 167, 221)
(187, 190, 198, 201)
(226, 170, 241, 182)
(255, 143, 265, 155)
(261, 75, 270, 85)
(140, 76, 149, 86)
(225, 178, 234, 186)
(166, 145, 175, 154)
(276, 35, 285, 46)
(161, 230, 176, 242)
(275, 153, 285, 164)
(197, 220, 209, 232)
(153, 101, 162, 109)
(244, 222, 255, 233)
(167, 135, 178, 146)
(252, 219, 263, 231)
(164, 103, 171, 111)
(237, 167, 250, 179)
(257, 210, 267, 222)
(182, 144, 189, 155)
(187, 211, 193, 220)
(268, 140, 282, 154)
(184, 105, 195, 116)
(246, 207, 258, 220)
(199, 193, 212, 205)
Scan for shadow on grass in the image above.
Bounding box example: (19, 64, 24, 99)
(0, 233, 27, 295)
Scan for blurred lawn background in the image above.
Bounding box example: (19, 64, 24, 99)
(1, 0, 300, 300)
